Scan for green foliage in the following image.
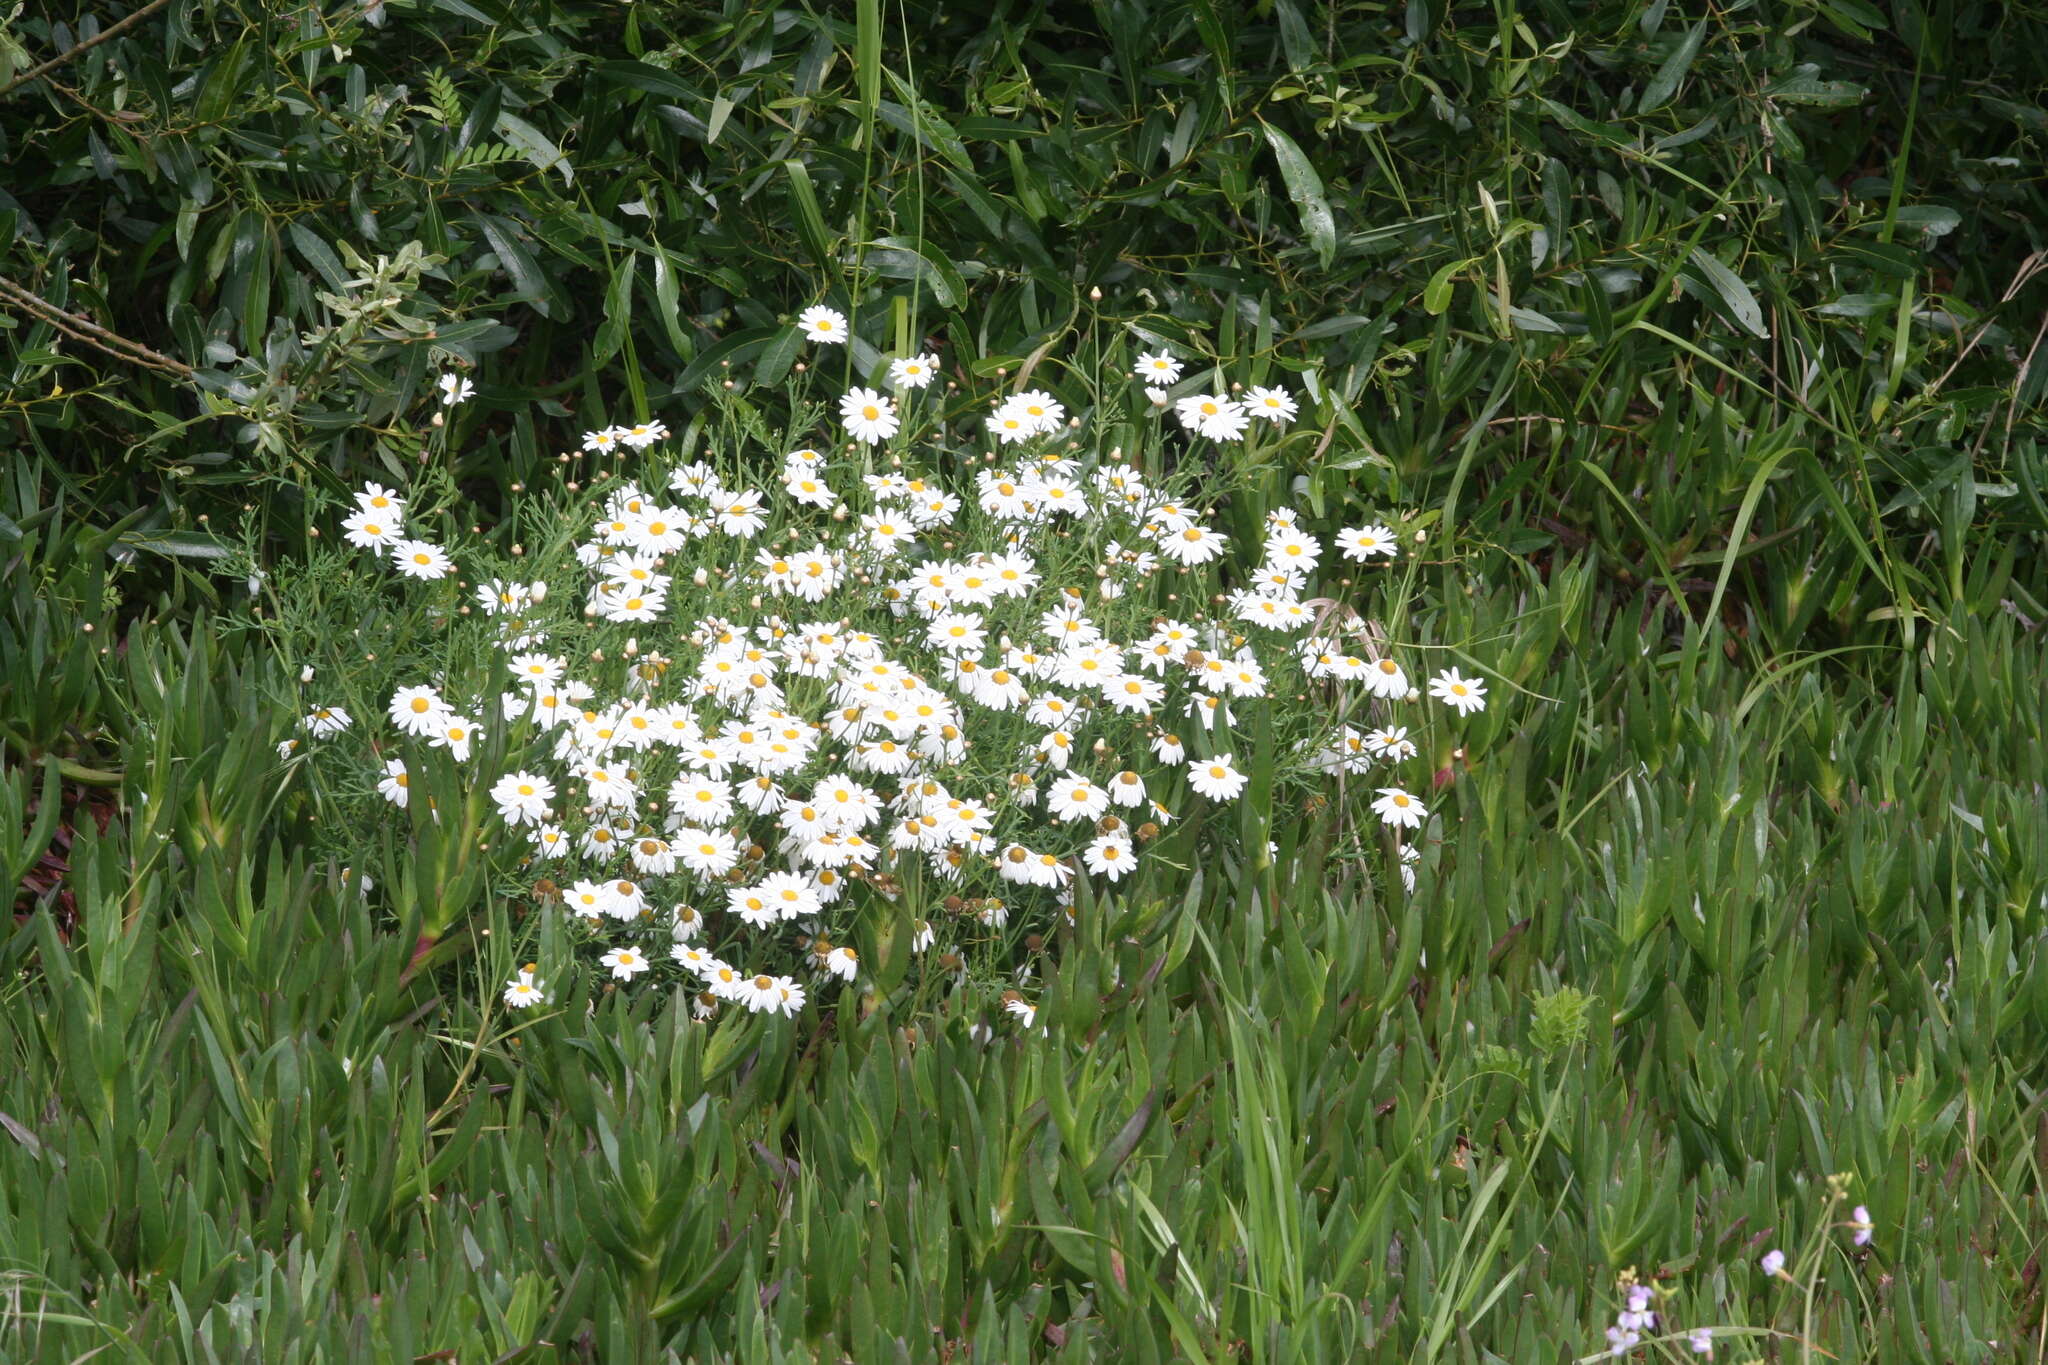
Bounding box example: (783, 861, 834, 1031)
(4, 0, 2048, 1360)
(5, 482, 2045, 1358)
(1529, 983, 1592, 1059)
(6, 0, 2045, 632)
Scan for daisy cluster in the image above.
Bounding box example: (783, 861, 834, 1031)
(305, 322, 1491, 1022)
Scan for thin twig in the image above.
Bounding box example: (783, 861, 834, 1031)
(0, 0, 177, 97)
(1927, 250, 2048, 400)
(0, 276, 193, 376)
(2005, 308, 2048, 446)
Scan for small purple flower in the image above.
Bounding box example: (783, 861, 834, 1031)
(1850, 1205, 1874, 1246)
(1761, 1248, 1787, 1276)
(1689, 1327, 1714, 1355)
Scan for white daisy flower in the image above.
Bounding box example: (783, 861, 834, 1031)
(676, 828, 741, 878)
(1362, 657, 1409, 700)
(354, 482, 406, 519)
(564, 880, 609, 920)
(1133, 350, 1183, 383)
(1428, 668, 1489, 715)
(1371, 787, 1425, 830)
(390, 539, 454, 581)
(1187, 755, 1248, 801)
(1174, 393, 1246, 441)
(798, 305, 849, 344)
(1336, 524, 1399, 561)
(509, 652, 566, 687)
(839, 387, 900, 444)
(1046, 777, 1109, 823)
(490, 771, 555, 827)
(305, 706, 352, 737)
(341, 508, 402, 549)
(431, 715, 481, 762)
(603, 879, 648, 921)
(1364, 727, 1418, 761)
(503, 967, 546, 1008)
(1083, 832, 1136, 881)
(599, 947, 652, 981)
(627, 835, 677, 877)
(889, 353, 939, 388)
(1244, 384, 1297, 423)
(1156, 524, 1229, 566)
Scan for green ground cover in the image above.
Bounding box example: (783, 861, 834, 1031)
(3, 0, 2046, 1359)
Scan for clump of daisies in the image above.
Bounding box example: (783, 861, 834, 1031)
(308, 323, 1492, 1024)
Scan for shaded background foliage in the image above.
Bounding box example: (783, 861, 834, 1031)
(6, 0, 2046, 640)
(4, 1, 2048, 1361)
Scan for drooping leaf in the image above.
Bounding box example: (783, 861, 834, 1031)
(1259, 120, 1336, 269)
(1684, 245, 1770, 338)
